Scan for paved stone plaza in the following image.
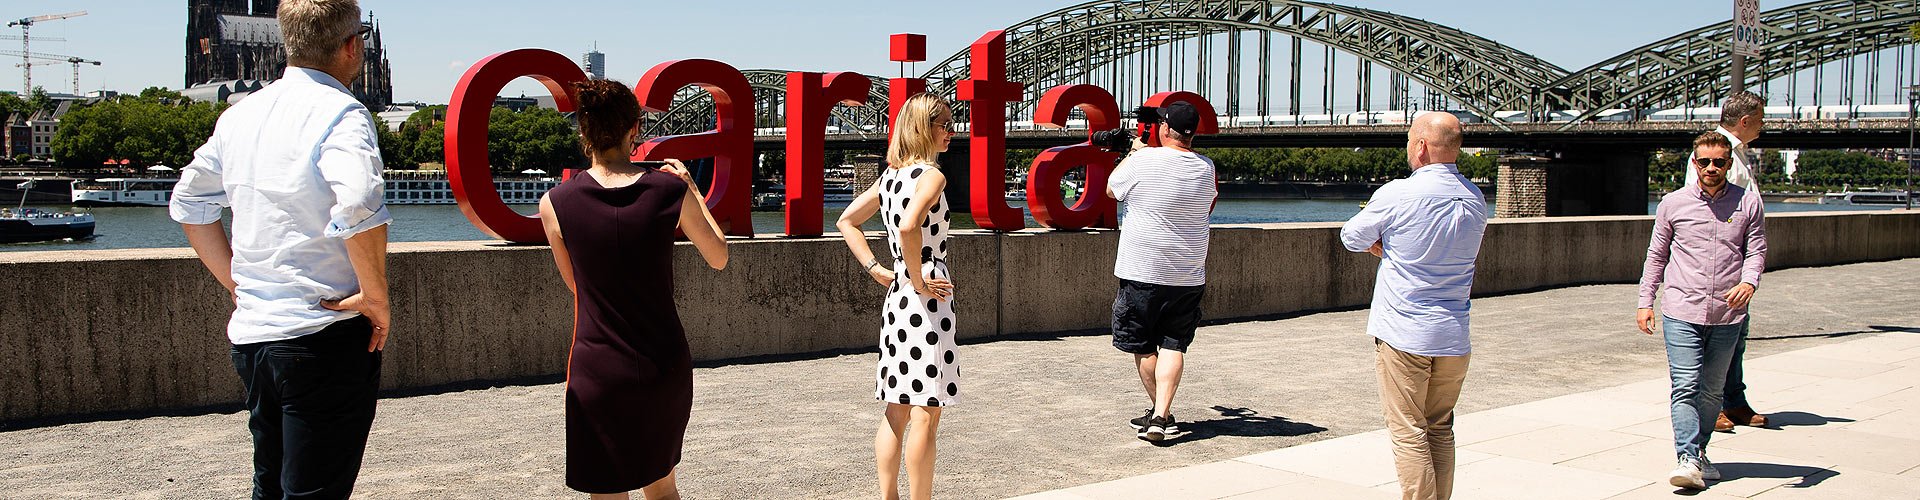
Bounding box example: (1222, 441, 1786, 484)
(2, 259, 1917, 499)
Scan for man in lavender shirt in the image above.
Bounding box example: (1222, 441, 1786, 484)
(1637, 131, 1767, 490)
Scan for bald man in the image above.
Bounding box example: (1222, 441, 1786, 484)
(1340, 112, 1488, 500)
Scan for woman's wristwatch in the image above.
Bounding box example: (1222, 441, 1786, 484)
(865, 258, 881, 273)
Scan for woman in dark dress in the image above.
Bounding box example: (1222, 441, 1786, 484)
(538, 79, 728, 499)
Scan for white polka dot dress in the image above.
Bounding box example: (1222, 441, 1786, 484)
(874, 162, 960, 407)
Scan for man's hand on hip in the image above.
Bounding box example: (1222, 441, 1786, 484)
(322, 294, 391, 352)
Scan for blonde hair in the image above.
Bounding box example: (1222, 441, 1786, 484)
(886, 93, 951, 168)
(278, 0, 362, 67)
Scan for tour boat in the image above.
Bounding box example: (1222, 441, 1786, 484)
(0, 208, 95, 243)
(71, 178, 181, 207)
(5, 181, 94, 243)
(384, 170, 559, 205)
(69, 171, 564, 207)
(823, 182, 856, 203)
(1819, 190, 1909, 206)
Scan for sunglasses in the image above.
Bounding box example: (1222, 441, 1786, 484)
(932, 119, 957, 133)
(1692, 157, 1730, 168)
(347, 24, 372, 42)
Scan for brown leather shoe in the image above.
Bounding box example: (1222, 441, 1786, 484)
(1714, 411, 1736, 432)
(1725, 407, 1767, 427)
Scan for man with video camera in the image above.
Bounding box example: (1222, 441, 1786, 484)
(1103, 101, 1217, 442)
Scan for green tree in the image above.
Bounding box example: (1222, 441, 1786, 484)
(1458, 151, 1498, 182)
(410, 125, 445, 167)
(376, 119, 413, 170)
(1794, 150, 1905, 187)
(1648, 149, 1689, 188)
(483, 106, 581, 174)
(50, 89, 224, 169)
(27, 87, 53, 114)
(0, 92, 27, 118)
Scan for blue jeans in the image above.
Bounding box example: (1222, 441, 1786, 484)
(1664, 316, 1745, 459)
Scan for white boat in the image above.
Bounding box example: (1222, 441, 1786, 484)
(5, 179, 94, 243)
(1819, 190, 1909, 206)
(69, 171, 563, 207)
(71, 178, 180, 207)
(385, 170, 559, 205)
(822, 182, 855, 203)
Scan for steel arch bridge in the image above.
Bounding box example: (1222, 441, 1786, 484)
(649, 0, 1920, 137)
(1551, 0, 1918, 124)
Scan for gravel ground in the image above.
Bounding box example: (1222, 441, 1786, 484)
(2, 259, 1914, 499)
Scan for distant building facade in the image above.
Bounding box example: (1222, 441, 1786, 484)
(583, 46, 606, 80)
(185, 0, 394, 109)
(3, 113, 30, 158)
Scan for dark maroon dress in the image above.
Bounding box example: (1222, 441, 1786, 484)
(549, 169, 692, 494)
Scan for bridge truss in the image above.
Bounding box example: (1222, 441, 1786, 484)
(646, 0, 1920, 137)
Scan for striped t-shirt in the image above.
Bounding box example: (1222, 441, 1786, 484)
(1110, 147, 1217, 287)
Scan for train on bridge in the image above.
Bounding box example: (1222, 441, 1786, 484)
(757, 104, 1912, 137)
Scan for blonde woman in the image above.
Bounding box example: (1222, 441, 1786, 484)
(836, 93, 958, 500)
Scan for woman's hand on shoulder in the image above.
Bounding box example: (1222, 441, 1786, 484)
(659, 159, 695, 186)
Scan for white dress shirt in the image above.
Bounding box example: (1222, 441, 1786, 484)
(171, 67, 391, 345)
(1340, 164, 1489, 357)
(1684, 126, 1759, 192)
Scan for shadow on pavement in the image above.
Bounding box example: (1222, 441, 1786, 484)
(1719, 463, 1834, 488)
(1750, 324, 1917, 342)
(1761, 411, 1855, 429)
(1154, 406, 1327, 446)
(1661, 463, 1832, 496)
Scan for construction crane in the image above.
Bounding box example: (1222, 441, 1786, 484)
(7, 11, 87, 92)
(0, 51, 100, 95)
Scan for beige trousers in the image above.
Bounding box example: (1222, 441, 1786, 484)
(1375, 339, 1471, 500)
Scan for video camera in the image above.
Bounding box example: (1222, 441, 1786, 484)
(1092, 105, 1162, 153)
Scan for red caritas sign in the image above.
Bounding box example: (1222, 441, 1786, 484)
(444, 32, 1217, 243)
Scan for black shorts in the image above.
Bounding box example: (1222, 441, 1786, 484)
(1111, 278, 1206, 354)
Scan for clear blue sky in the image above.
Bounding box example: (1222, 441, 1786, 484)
(0, 1, 1839, 103)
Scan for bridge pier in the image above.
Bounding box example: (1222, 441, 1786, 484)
(1496, 148, 1650, 218)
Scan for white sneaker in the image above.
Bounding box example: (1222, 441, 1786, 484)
(1669, 457, 1707, 490)
(1701, 456, 1721, 481)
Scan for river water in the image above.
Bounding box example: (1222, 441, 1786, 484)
(0, 199, 1899, 253)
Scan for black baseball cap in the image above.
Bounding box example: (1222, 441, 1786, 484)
(1157, 101, 1199, 136)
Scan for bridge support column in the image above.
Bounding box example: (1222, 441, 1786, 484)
(852, 153, 884, 196)
(1496, 156, 1550, 218)
(1496, 148, 1650, 218)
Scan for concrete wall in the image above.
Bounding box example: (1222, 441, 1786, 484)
(3, 210, 1916, 424)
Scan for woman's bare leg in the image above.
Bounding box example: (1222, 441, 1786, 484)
(904, 406, 944, 500)
(639, 469, 679, 500)
(877, 403, 912, 500)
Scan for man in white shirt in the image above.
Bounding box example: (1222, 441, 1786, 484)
(1340, 112, 1488, 500)
(1682, 90, 1770, 433)
(171, 1, 392, 497)
(1106, 101, 1217, 442)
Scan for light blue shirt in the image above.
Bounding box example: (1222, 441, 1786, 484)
(171, 67, 391, 345)
(1340, 164, 1488, 357)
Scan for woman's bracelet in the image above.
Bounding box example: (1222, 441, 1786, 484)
(864, 258, 881, 273)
